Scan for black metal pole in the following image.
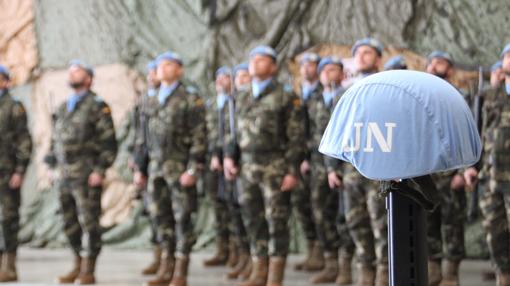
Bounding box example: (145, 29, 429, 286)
(387, 188, 428, 286)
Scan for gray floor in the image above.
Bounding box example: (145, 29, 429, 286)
(5, 247, 496, 285)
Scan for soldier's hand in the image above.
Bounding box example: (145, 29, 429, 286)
(300, 160, 310, 176)
(463, 167, 478, 188)
(134, 171, 147, 188)
(180, 172, 197, 187)
(9, 173, 23, 189)
(281, 174, 298, 192)
(223, 157, 238, 181)
(88, 172, 104, 187)
(328, 172, 343, 189)
(450, 174, 466, 191)
(210, 156, 223, 172)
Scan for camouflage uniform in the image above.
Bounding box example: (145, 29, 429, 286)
(225, 79, 305, 257)
(0, 90, 31, 253)
(140, 83, 206, 256)
(478, 85, 510, 273)
(46, 91, 117, 259)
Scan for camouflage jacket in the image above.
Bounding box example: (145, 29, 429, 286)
(479, 84, 510, 182)
(138, 82, 206, 176)
(224, 78, 305, 176)
(45, 91, 117, 178)
(297, 83, 323, 160)
(0, 90, 32, 175)
(205, 95, 231, 159)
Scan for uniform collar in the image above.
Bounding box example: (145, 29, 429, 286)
(216, 93, 228, 109)
(158, 81, 179, 105)
(301, 80, 319, 102)
(252, 77, 273, 99)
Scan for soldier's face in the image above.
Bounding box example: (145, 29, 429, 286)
(354, 46, 380, 73)
(215, 74, 232, 94)
(157, 60, 183, 83)
(502, 53, 510, 76)
(146, 69, 160, 88)
(0, 75, 9, 90)
(300, 61, 318, 82)
(319, 64, 344, 88)
(249, 55, 277, 79)
(426, 58, 452, 79)
(490, 68, 505, 88)
(235, 70, 251, 90)
(68, 67, 91, 89)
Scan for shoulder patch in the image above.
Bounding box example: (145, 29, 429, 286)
(102, 105, 111, 114)
(195, 98, 204, 107)
(14, 102, 25, 114)
(292, 97, 302, 107)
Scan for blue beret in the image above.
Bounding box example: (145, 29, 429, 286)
(318, 56, 344, 74)
(249, 45, 277, 61)
(0, 65, 10, 79)
(215, 66, 232, 78)
(233, 63, 249, 75)
(384, 55, 407, 70)
(500, 42, 510, 58)
(69, 59, 94, 77)
(156, 51, 183, 66)
(351, 38, 384, 57)
(300, 52, 320, 65)
(146, 60, 157, 73)
(491, 61, 502, 72)
(427, 50, 453, 66)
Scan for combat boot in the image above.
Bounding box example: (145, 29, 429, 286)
(142, 246, 162, 275)
(266, 256, 286, 286)
(227, 240, 239, 268)
(236, 256, 268, 286)
(439, 260, 460, 286)
(56, 254, 81, 283)
(304, 240, 325, 272)
(226, 249, 250, 279)
(375, 264, 388, 286)
(169, 255, 189, 286)
(335, 256, 352, 285)
(295, 240, 313, 271)
(203, 238, 228, 267)
(310, 252, 338, 283)
(0, 252, 17, 282)
(240, 256, 253, 280)
(144, 251, 175, 286)
(428, 259, 442, 286)
(76, 256, 97, 285)
(356, 263, 375, 286)
(497, 271, 510, 286)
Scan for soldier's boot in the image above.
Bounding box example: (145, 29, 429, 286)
(428, 259, 442, 286)
(142, 246, 162, 275)
(305, 241, 325, 272)
(375, 264, 389, 286)
(294, 240, 314, 271)
(144, 251, 175, 286)
(236, 256, 268, 286)
(203, 239, 228, 267)
(439, 260, 460, 286)
(496, 271, 510, 286)
(76, 257, 97, 285)
(56, 255, 81, 283)
(310, 253, 338, 284)
(335, 256, 352, 285)
(168, 255, 189, 286)
(266, 256, 286, 286)
(0, 252, 17, 282)
(355, 263, 375, 286)
(226, 250, 250, 279)
(239, 256, 253, 281)
(227, 240, 239, 268)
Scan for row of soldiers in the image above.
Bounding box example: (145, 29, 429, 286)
(0, 38, 509, 286)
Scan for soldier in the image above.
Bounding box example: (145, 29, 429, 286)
(133, 51, 206, 286)
(343, 38, 388, 286)
(490, 61, 505, 89)
(45, 60, 117, 284)
(308, 56, 356, 285)
(425, 51, 467, 286)
(383, 55, 407, 70)
(465, 42, 510, 286)
(294, 52, 325, 272)
(223, 45, 305, 286)
(0, 65, 31, 282)
(203, 66, 234, 267)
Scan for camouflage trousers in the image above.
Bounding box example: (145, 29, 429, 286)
(291, 169, 317, 242)
(427, 174, 466, 262)
(343, 164, 387, 266)
(57, 178, 102, 258)
(238, 155, 291, 257)
(147, 168, 198, 256)
(480, 180, 510, 272)
(226, 179, 250, 252)
(204, 168, 230, 243)
(0, 175, 21, 253)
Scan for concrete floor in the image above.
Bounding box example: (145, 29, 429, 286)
(3, 247, 496, 285)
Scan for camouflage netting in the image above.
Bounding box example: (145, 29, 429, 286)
(2, 0, 508, 256)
